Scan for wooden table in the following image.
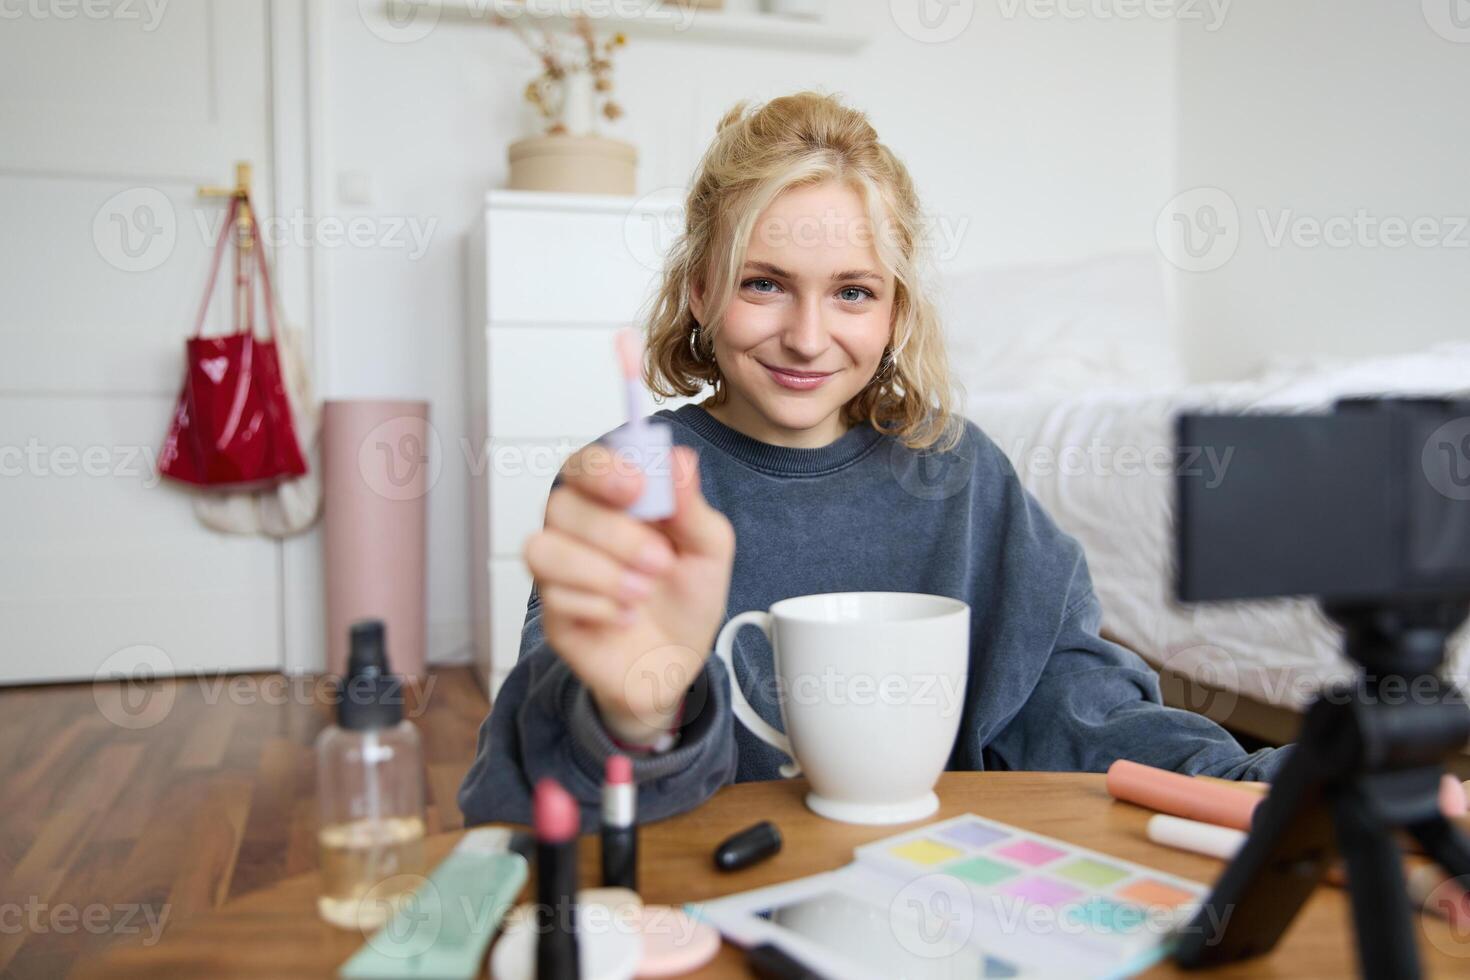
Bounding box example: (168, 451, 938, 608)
(80, 772, 1467, 978)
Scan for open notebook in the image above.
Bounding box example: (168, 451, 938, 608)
(690, 812, 1211, 979)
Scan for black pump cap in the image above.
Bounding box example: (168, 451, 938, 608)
(348, 620, 388, 677)
(340, 619, 404, 731)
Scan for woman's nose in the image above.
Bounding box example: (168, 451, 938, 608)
(780, 295, 829, 361)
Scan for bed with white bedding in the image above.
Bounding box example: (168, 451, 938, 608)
(940, 254, 1470, 748)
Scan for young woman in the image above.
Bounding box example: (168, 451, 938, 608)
(459, 91, 1284, 827)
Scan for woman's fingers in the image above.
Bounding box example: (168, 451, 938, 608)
(556, 443, 644, 509)
(659, 446, 735, 559)
(540, 584, 635, 626)
(544, 485, 674, 576)
(523, 528, 655, 604)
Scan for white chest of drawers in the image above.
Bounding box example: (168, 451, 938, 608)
(467, 189, 690, 695)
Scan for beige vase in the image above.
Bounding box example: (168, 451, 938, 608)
(507, 134, 636, 196)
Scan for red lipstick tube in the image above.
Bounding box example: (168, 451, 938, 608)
(600, 754, 637, 891)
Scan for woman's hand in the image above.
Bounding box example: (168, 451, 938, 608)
(523, 443, 736, 746)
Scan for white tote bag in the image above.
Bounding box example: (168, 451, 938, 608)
(191, 312, 323, 537)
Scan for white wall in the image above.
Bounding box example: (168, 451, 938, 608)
(1172, 0, 1470, 380)
(316, 0, 1180, 665)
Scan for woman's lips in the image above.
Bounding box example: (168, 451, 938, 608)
(760, 362, 834, 391)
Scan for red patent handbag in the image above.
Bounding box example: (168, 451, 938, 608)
(159, 195, 308, 488)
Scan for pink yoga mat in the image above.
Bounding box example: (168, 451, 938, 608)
(322, 399, 430, 680)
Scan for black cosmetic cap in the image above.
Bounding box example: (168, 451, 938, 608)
(714, 820, 782, 872)
(340, 619, 404, 731)
(348, 619, 388, 675)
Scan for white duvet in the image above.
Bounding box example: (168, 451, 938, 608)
(965, 343, 1470, 712)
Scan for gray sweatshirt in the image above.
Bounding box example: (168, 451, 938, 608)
(458, 404, 1285, 829)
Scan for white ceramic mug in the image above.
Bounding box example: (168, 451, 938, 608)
(713, 591, 971, 825)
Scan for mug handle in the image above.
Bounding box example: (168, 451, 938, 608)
(713, 610, 801, 778)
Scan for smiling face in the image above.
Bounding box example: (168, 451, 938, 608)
(690, 181, 896, 449)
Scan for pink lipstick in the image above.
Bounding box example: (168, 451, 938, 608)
(534, 777, 580, 980)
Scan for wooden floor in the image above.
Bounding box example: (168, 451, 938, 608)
(0, 666, 489, 979)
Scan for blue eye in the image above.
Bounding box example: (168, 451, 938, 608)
(838, 286, 874, 303)
(743, 278, 780, 293)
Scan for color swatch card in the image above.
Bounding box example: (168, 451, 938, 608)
(691, 813, 1210, 979)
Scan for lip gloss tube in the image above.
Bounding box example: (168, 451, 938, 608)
(608, 329, 674, 521)
(534, 778, 580, 980)
(600, 754, 638, 891)
(604, 420, 674, 521)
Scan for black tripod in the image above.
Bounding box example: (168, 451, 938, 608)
(1173, 600, 1470, 977)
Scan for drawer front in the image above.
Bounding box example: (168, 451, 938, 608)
(487, 438, 573, 558)
(486, 205, 678, 324)
(488, 326, 623, 439)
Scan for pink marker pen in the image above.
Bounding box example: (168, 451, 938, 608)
(604, 329, 674, 521)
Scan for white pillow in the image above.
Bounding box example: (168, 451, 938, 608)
(940, 251, 1187, 396)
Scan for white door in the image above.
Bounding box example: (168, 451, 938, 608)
(0, 2, 288, 682)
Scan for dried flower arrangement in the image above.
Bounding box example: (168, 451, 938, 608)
(491, 13, 627, 135)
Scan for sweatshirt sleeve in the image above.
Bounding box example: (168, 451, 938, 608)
(967, 429, 1288, 784)
(457, 583, 739, 832)
(983, 583, 1288, 782)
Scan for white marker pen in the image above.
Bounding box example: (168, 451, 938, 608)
(1146, 813, 1247, 861)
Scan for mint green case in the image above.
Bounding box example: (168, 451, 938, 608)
(338, 845, 528, 980)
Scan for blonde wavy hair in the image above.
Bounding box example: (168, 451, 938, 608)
(642, 90, 963, 452)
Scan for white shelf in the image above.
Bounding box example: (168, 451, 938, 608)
(434, 1, 870, 52)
